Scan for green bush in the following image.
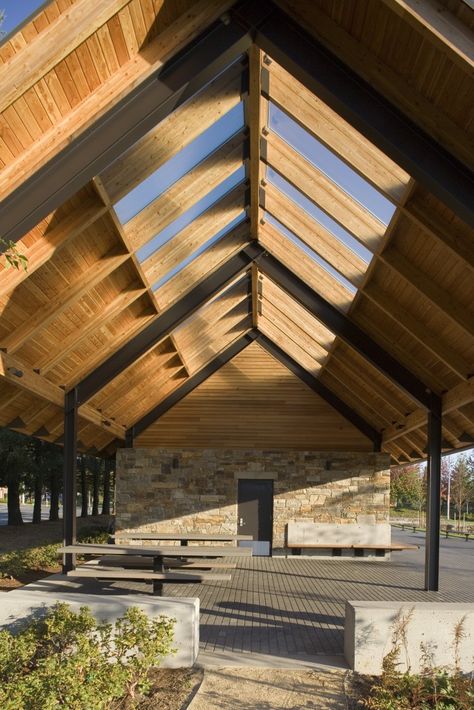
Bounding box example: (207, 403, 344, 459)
(0, 544, 60, 579)
(0, 602, 175, 710)
(363, 611, 474, 709)
(0, 526, 110, 579)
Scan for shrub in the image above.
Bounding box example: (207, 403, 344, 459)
(0, 602, 175, 709)
(363, 610, 474, 709)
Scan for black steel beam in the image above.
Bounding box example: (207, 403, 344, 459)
(129, 330, 258, 440)
(256, 332, 382, 447)
(425, 396, 442, 591)
(76, 242, 263, 405)
(63, 388, 78, 573)
(256, 251, 433, 409)
(0, 22, 254, 244)
(234, 3, 474, 227)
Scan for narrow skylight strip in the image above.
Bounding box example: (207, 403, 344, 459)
(114, 102, 245, 224)
(266, 213, 357, 295)
(267, 168, 373, 264)
(152, 211, 247, 292)
(137, 165, 247, 262)
(269, 102, 396, 226)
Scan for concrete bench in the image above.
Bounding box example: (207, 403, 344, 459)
(345, 601, 474, 674)
(0, 577, 199, 668)
(286, 522, 415, 557)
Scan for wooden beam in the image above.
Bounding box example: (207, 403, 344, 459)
(0, 194, 108, 299)
(124, 131, 248, 252)
(380, 247, 474, 339)
(2, 250, 131, 353)
(263, 183, 367, 286)
(0, 0, 251, 240)
(380, 0, 474, 72)
(360, 283, 472, 380)
(0, 352, 125, 439)
(262, 132, 385, 251)
(0, 0, 132, 115)
(37, 285, 147, 375)
(263, 58, 410, 202)
(382, 377, 474, 444)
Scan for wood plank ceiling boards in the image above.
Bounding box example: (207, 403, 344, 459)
(0, 0, 472, 472)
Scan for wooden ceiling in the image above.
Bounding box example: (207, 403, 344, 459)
(0, 0, 473, 463)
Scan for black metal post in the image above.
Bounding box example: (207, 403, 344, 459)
(63, 388, 78, 573)
(125, 428, 134, 448)
(425, 396, 442, 591)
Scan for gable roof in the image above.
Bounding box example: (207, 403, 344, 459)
(0, 0, 473, 464)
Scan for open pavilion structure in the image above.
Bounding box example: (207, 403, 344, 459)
(0, 0, 473, 592)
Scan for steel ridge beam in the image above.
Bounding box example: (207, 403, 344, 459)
(75, 242, 264, 405)
(234, 2, 474, 228)
(256, 332, 382, 448)
(0, 16, 254, 244)
(128, 330, 259, 441)
(256, 251, 436, 410)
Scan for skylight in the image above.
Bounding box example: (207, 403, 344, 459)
(269, 103, 396, 225)
(152, 211, 247, 292)
(137, 165, 247, 262)
(267, 168, 373, 263)
(114, 102, 245, 224)
(266, 213, 357, 294)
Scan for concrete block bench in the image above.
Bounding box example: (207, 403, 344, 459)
(0, 575, 199, 668)
(344, 601, 474, 675)
(287, 521, 408, 558)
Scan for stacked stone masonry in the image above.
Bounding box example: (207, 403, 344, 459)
(116, 449, 390, 549)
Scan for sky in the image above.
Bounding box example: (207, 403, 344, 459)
(1, 2, 471, 463)
(0, 0, 48, 38)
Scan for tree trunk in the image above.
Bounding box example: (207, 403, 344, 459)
(101, 459, 112, 515)
(49, 470, 60, 522)
(92, 459, 100, 516)
(80, 457, 88, 517)
(7, 474, 23, 525)
(32, 469, 43, 524)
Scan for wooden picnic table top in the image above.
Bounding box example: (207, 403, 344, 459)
(113, 532, 253, 541)
(59, 543, 253, 557)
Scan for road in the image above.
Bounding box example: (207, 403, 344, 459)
(0, 503, 84, 525)
(391, 526, 474, 580)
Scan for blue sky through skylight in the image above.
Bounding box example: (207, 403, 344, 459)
(269, 103, 396, 225)
(266, 213, 357, 294)
(152, 211, 247, 291)
(114, 102, 245, 224)
(137, 165, 247, 262)
(267, 168, 373, 263)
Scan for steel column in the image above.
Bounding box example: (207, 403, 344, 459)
(425, 396, 442, 591)
(257, 251, 433, 409)
(243, 4, 474, 227)
(256, 333, 382, 446)
(63, 387, 78, 573)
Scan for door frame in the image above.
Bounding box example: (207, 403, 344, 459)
(237, 478, 274, 556)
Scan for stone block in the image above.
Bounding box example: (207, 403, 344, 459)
(345, 601, 474, 675)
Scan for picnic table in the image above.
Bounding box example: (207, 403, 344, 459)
(112, 532, 253, 546)
(59, 543, 252, 595)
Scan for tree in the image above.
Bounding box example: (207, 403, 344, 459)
(450, 455, 474, 527)
(390, 464, 425, 508)
(101, 458, 114, 516)
(79, 455, 89, 517)
(0, 429, 31, 525)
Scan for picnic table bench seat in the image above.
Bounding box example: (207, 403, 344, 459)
(67, 566, 231, 583)
(98, 555, 237, 570)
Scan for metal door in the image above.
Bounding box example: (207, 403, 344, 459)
(237, 479, 273, 556)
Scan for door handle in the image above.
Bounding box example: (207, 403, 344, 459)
(239, 518, 244, 526)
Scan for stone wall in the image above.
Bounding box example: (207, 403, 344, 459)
(116, 449, 390, 548)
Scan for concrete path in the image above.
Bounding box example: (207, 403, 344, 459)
(188, 668, 348, 709)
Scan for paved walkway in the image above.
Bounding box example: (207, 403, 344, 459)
(97, 528, 474, 663)
(188, 668, 347, 709)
